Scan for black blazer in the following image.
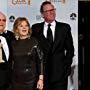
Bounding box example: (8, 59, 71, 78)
(0, 30, 14, 86)
(32, 21, 74, 83)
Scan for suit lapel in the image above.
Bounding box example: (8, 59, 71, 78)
(52, 22, 62, 53)
(40, 22, 47, 39)
(40, 22, 44, 35)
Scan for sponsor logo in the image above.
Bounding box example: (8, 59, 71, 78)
(12, 0, 30, 5)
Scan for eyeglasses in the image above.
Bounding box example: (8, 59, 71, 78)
(43, 8, 56, 13)
(0, 19, 6, 22)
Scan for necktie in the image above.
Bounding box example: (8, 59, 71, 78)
(47, 24, 53, 45)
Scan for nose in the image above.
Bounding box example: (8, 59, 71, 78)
(23, 26, 26, 29)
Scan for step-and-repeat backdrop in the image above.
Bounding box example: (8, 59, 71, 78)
(0, 0, 78, 90)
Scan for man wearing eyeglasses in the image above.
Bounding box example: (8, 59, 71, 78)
(0, 12, 14, 90)
(32, 1, 74, 90)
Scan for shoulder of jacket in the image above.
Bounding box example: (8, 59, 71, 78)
(57, 21, 71, 28)
(32, 22, 44, 26)
(5, 30, 13, 34)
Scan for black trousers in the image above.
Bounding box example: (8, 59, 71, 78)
(0, 84, 11, 90)
(0, 68, 11, 90)
(12, 78, 37, 90)
(44, 75, 68, 90)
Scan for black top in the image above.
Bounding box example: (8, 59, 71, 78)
(12, 36, 44, 82)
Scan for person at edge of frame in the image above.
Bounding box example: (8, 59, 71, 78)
(0, 11, 14, 90)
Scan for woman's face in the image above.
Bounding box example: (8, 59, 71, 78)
(17, 21, 29, 38)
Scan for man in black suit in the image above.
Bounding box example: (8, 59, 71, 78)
(32, 1, 74, 90)
(0, 12, 14, 90)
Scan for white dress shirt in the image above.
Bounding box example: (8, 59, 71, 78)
(0, 36, 9, 61)
(44, 21, 56, 41)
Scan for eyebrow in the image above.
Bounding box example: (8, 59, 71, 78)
(0, 19, 6, 22)
(43, 8, 56, 12)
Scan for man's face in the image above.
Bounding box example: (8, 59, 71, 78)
(42, 4, 56, 23)
(0, 13, 6, 33)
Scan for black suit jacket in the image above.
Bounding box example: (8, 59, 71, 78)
(0, 30, 14, 86)
(32, 21, 74, 83)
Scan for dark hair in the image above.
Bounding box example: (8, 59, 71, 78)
(40, 1, 51, 13)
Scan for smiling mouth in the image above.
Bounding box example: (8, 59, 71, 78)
(22, 30, 27, 32)
(23, 29, 26, 31)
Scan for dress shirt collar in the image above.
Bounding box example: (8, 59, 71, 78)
(44, 21, 56, 26)
(0, 30, 7, 34)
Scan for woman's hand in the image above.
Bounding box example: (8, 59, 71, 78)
(37, 79, 43, 90)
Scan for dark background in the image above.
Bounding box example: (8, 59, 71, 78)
(78, 1, 90, 90)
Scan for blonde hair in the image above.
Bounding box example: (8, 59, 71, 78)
(13, 17, 32, 39)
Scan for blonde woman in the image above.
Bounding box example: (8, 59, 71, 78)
(11, 17, 44, 90)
